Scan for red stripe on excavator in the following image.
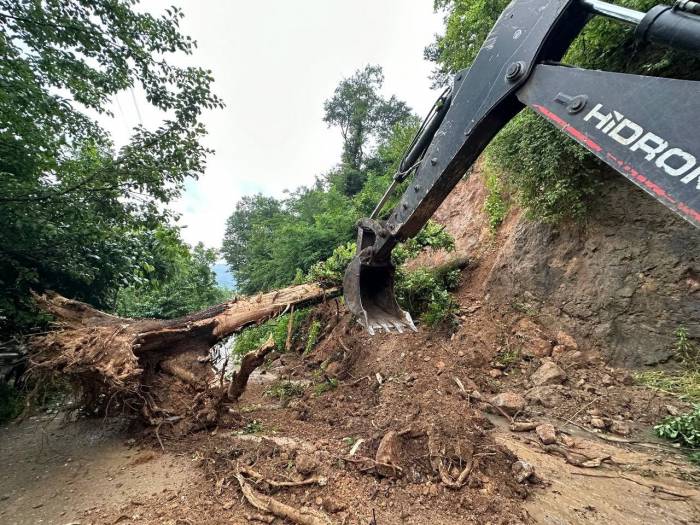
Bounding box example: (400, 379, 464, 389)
(532, 104, 602, 153)
(533, 104, 700, 226)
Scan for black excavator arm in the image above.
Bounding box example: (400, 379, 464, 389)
(344, 0, 700, 334)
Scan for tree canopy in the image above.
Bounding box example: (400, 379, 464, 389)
(323, 65, 412, 196)
(0, 0, 224, 331)
(427, 0, 700, 222)
(222, 67, 419, 294)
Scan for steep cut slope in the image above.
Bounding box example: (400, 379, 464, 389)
(430, 165, 700, 367)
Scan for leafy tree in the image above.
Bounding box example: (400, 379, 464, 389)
(427, 0, 700, 222)
(0, 0, 223, 332)
(222, 117, 421, 295)
(323, 65, 411, 195)
(116, 231, 229, 319)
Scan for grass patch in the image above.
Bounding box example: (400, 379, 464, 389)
(484, 168, 509, 232)
(314, 378, 338, 396)
(654, 405, 700, 464)
(494, 347, 521, 369)
(239, 419, 263, 434)
(265, 380, 305, 402)
(634, 370, 700, 403)
(304, 320, 322, 356)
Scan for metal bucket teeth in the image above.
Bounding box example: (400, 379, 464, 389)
(343, 256, 417, 335)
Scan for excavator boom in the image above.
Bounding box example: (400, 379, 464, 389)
(344, 0, 700, 334)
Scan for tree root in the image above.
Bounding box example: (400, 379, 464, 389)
(228, 335, 276, 401)
(427, 430, 475, 489)
(238, 466, 327, 489)
(234, 472, 334, 525)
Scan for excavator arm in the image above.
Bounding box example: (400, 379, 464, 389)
(343, 0, 700, 334)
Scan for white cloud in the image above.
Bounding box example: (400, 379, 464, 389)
(98, 0, 444, 249)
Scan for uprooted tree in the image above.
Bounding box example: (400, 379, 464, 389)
(28, 284, 340, 435)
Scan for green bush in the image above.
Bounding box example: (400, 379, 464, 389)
(265, 380, 305, 402)
(654, 405, 700, 450)
(429, 0, 700, 222)
(304, 320, 322, 355)
(676, 327, 699, 370)
(483, 167, 509, 231)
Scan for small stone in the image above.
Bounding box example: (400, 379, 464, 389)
(560, 434, 575, 447)
(525, 386, 562, 408)
(325, 362, 341, 377)
(616, 371, 634, 385)
(489, 368, 503, 379)
(609, 420, 631, 436)
(295, 454, 317, 476)
(221, 500, 234, 510)
(435, 360, 446, 371)
(490, 392, 526, 416)
(427, 484, 439, 497)
(590, 417, 607, 429)
(535, 423, 557, 445)
(423, 356, 430, 362)
(589, 408, 602, 416)
(315, 497, 323, 506)
(322, 497, 346, 513)
(458, 350, 465, 357)
(528, 338, 553, 357)
(531, 362, 567, 386)
(601, 374, 614, 386)
(666, 405, 680, 416)
(556, 330, 578, 350)
(470, 390, 482, 401)
(511, 460, 535, 483)
(551, 344, 566, 359)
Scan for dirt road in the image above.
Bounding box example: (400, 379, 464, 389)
(0, 415, 193, 525)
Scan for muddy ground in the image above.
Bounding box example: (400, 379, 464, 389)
(2, 297, 699, 524)
(2, 172, 699, 524)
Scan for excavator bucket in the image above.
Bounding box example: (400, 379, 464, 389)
(343, 255, 416, 335)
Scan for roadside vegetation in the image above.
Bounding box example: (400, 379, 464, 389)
(428, 0, 700, 224)
(634, 327, 700, 463)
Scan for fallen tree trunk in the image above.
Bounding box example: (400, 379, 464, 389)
(29, 284, 340, 432)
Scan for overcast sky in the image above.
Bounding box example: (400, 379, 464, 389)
(101, 1, 444, 249)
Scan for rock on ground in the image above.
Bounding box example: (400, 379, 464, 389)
(531, 362, 567, 386)
(490, 392, 526, 416)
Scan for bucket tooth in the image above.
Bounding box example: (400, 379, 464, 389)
(343, 255, 414, 335)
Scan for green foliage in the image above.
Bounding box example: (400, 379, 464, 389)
(116, 232, 229, 319)
(314, 377, 338, 396)
(323, 65, 411, 184)
(0, 383, 23, 423)
(484, 167, 509, 231)
(307, 243, 356, 287)
(0, 0, 222, 332)
(239, 419, 264, 435)
(393, 220, 456, 265)
(654, 405, 700, 449)
(634, 371, 700, 403)
(232, 309, 312, 356)
(222, 116, 421, 295)
(428, 0, 700, 222)
(395, 266, 459, 328)
(676, 327, 699, 370)
(265, 380, 305, 402)
(304, 320, 322, 356)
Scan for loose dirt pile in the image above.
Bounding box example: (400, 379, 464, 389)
(9, 168, 699, 524)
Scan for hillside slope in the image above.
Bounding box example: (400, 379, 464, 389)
(429, 165, 700, 367)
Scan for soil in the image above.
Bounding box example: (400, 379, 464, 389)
(2, 168, 699, 524)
